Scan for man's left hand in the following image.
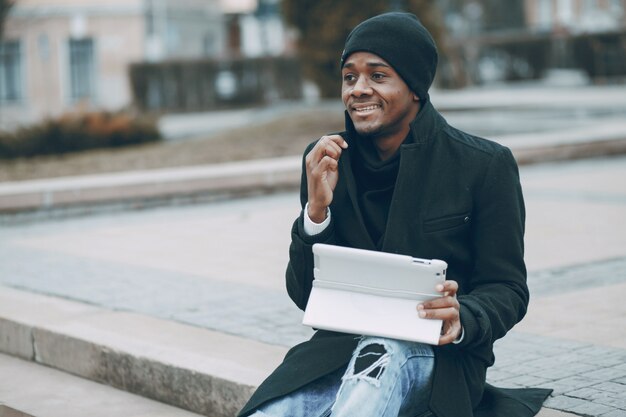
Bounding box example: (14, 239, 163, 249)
(417, 280, 461, 345)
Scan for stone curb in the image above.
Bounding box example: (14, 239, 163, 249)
(0, 156, 302, 214)
(0, 286, 287, 417)
(514, 138, 626, 165)
(1, 125, 625, 216)
(0, 404, 35, 417)
(0, 136, 624, 216)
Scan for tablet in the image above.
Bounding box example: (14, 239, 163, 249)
(302, 243, 447, 345)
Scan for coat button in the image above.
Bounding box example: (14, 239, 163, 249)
(464, 216, 470, 223)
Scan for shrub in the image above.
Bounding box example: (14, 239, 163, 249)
(0, 111, 161, 159)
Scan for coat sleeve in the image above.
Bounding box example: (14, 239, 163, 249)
(286, 142, 337, 311)
(457, 146, 529, 363)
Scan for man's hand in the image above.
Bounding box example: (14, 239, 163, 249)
(305, 135, 348, 223)
(417, 280, 462, 345)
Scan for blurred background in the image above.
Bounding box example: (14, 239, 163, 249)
(0, 0, 625, 175)
(2, 0, 626, 117)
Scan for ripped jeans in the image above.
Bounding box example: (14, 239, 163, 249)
(249, 336, 435, 417)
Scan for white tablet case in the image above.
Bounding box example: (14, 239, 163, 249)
(302, 244, 447, 345)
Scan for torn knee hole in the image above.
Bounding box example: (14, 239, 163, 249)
(353, 343, 389, 380)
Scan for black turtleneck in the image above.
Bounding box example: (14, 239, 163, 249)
(350, 129, 414, 249)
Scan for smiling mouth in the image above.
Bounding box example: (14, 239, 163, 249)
(352, 104, 381, 113)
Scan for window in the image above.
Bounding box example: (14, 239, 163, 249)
(537, 0, 554, 29)
(69, 38, 94, 100)
(584, 0, 598, 13)
(610, 0, 623, 13)
(0, 40, 23, 102)
(203, 33, 216, 56)
(557, 0, 574, 26)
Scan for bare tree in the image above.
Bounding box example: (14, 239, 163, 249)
(282, 0, 444, 98)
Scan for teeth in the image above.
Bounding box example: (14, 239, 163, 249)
(355, 105, 379, 112)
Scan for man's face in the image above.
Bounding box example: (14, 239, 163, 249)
(341, 52, 420, 140)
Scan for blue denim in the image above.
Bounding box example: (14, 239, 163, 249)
(250, 336, 435, 417)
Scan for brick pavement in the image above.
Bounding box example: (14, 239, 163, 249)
(491, 332, 626, 416)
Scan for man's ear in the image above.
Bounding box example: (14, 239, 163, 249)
(413, 93, 420, 102)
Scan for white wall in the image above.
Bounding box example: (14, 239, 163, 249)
(1, 0, 225, 130)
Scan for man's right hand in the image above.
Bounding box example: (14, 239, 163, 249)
(305, 135, 348, 223)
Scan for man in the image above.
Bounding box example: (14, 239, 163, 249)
(238, 12, 550, 417)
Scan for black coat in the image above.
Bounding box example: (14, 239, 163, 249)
(239, 101, 550, 417)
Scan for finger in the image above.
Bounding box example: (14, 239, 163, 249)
(318, 135, 346, 150)
(439, 325, 462, 345)
(417, 305, 459, 321)
(312, 137, 343, 161)
(419, 296, 459, 311)
(435, 280, 459, 297)
(318, 136, 343, 159)
(324, 134, 348, 149)
(320, 143, 343, 160)
(312, 156, 339, 177)
(306, 147, 340, 173)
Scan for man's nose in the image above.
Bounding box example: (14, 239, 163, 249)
(351, 76, 372, 97)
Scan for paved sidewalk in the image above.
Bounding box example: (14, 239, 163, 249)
(1, 156, 626, 416)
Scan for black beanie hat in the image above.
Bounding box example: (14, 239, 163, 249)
(341, 12, 438, 101)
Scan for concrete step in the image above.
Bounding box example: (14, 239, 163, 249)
(0, 286, 286, 417)
(0, 353, 207, 417)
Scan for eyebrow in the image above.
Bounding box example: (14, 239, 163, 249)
(343, 61, 391, 69)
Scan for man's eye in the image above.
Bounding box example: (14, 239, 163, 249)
(343, 74, 356, 82)
(372, 73, 385, 80)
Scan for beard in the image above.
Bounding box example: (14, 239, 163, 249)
(351, 119, 385, 140)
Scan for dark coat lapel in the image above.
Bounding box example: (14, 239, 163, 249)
(383, 100, 446, 255)
(338, 102, 446, 254)
(335, 115, 377, 251)
(381, 141, 430, 255)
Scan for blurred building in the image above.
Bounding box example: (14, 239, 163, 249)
(438, 0, 626, 86)
(123, 0, 299, 114)
(525, 0, 625, 33)
(0, 0, 223, 130)
(220, 0, 293, 58)
(129, 0, 300, 113)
